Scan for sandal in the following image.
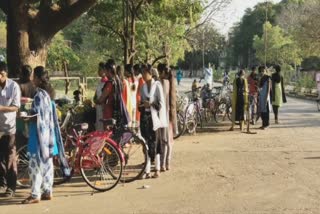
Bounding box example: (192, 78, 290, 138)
(22, 196, 40, 204)
(152, 171, 160, 178)
(145, 173, 151, 179)
(41, 192, 52, 201)
(160, 167, 166, 172)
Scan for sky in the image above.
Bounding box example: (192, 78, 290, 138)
(213, 0, 282, 35)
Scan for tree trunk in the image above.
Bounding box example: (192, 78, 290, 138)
(63, 61, 70, 95)
(2, 0, 97, 78)
(123, 0, 129, 65)
(129, 11, 136, 65)
(6, 3, 48, 77)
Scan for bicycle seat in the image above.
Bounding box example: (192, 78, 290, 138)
(73, 123, 89, 131)
(100, 119, 116, 126)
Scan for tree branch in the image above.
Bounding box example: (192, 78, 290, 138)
(152, 55, 166, 66)
(39, 0, 97, 39)
(98, 22, 125, 42)
(128, 50, 137, 61)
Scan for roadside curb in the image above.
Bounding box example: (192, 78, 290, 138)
(286, 93, 318, 102)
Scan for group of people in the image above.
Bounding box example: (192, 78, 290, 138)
(0, 62, 69, 204)
(230, 65, 287, 131)
(93, 60, 177, 178)
(0, 59, 180, 204)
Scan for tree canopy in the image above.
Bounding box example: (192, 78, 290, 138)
(253, 22, 301, 66)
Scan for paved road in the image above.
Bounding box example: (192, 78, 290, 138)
(1, 82, 320, 213)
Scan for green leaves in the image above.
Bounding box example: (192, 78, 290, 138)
(253, 22, 302, 66)
(47, 32, 80, 71)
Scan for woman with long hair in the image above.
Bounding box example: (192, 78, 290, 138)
(97, 60, 130, 129)
(118, 65, 133, 127)
(258, 66, 272, 129)
(133, 64, 145, 129)
(158, 63, 176, 171)
(230, 69, 248, 131)
(22, 66, 69, 204)
(93, 62, 108, 131)
(139, 64, 167, 178)
(124, 64, 137, 128)
(271, 65, 287, 124)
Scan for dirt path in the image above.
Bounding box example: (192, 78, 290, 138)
(1, 97, 320, 214)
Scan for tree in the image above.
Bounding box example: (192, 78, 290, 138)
(137, 0, 204, 65)
(47, 32, 80, 94)
(227, 2, 279, 68)
(253, 22, 301, 66)
(178, 24, 226, 71)
(0, 0, 97, 77)
(89, 0, 153, 65)
(0, 22, 5, 55)
(277, 0, 320, 57)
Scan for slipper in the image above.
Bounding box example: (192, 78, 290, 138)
(152, 171, 160, 178)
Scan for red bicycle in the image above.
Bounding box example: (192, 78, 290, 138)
(55, 121, 124, 191)
(57, 107, 148, 182)
(17, 120, 124, 192)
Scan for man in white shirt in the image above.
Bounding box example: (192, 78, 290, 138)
(0, 62, 21, 198)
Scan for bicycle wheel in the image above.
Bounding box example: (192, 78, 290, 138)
(120, 134, 147, 183)
(16, 145, 30, 188)
(186, 118, 197, 134)
(80, 141, 122, 192)
(214, 102, 228, 123)
(185, 103, 197, 134)
(173, 111, 186, 139)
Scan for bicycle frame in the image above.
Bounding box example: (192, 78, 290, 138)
(69, 128, 125, 174)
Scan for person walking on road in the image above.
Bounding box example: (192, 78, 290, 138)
(176, 68, 183, 86)
(230, 69, 248, 131)
(258, 66, 272, 130)
(271, 65, 287, 124)
(0, 62, 21, 198)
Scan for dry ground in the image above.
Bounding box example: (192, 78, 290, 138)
(1, 86, 320, 214)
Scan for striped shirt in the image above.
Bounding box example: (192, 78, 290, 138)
(0, 78, 21, 134)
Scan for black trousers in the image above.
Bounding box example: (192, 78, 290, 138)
(0, 134, 17, 191)
(272, 105, 279, 120)
(261, 105, 270, 127)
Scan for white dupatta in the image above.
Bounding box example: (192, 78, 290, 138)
(143, 79, 168, 131)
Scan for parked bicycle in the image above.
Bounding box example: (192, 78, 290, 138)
(17, 120, 123, 192)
